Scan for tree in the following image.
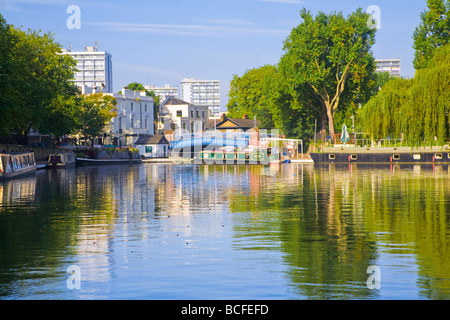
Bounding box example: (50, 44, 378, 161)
(227, 65, 278, 129)
(408, 43, 450, 145)
(279, 8, 377, 139)
(0, 14, 79, 139)
(413, 0, 450, 70)
(374, 71, 396, 91)
(124, 82, 160, 106)
(0, 14, 17, 135)
(360, 44, 450, 145)
(7, 25, 78, 136)
(360, 78, 414, 141)
(76, 93, 118, 145)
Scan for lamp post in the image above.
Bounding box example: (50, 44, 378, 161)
(351, 115, 355, 144)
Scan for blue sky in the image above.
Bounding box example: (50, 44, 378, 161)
(1, 0, 426, 111)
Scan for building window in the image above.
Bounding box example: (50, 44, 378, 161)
(191, 110, 194, 118)
(145, 104, 147, 112)
(177, 110, 182, 117)
(131, 103, 134, 111)
(131, 118, 134, 128)
(202, 111, 205, 119)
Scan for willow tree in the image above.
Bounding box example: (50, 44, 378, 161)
(360, 78, 414, 140)
(279, 8, 377, 139)
(407, 43, 450, 145)
(361, 44, 450, 145)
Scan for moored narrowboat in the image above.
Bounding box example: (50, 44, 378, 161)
(48, 152, 76, 168)
(195, 149, 278, 165)
(0, 152, 37, 180)
(310, 147, 450, 164)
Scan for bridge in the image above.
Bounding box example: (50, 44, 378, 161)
(170, 133, 251, 150)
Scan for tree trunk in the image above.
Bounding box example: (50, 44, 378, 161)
(319, 116, 327, 142)
(326, 105, 335, 142)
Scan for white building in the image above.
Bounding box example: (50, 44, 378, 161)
(60, 44, 113, 93)
(158, 97, 209, 134)
(376, 59, 401, 77)
(181, 78, 220, 117)
(144, 84, 178, 102)
(104, 88, 155, 147)
(134, 134, 169, 158)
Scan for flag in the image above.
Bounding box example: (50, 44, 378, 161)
(340, 123, 350, 144)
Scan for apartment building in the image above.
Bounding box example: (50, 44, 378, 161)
(144, 84, 179, 102)
(60, 44, 113, 93)
(181, 78, 220, 117)
(375, 59, 401, 77)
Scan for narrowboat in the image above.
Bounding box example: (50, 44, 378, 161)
(310, 147, 450, 164)
(195, 149, 278, 165)
(48, 152, 76, 168)
(0, 152, 36, 180)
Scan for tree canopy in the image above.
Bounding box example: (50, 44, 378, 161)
(361, 43, 450, 145)
(123, 82, 160, 106)
(76, 93, 118, 144)
(227, 65, 278, 129)
(0, 14, 79, 138)
(227, 8, 378, 142)
(279, 8, 377, 139)
(413, 0, 450, 70)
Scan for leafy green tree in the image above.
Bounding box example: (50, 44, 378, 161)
(413, 0, 450, 70)
(7, 25, 78, 136)
(76, 93, 118, 146)
(361, 44, 450, 145)
(0, 14, 78, 139)
(408, 43, 450, 145)
(227, 65, 278, 129)
(279, 8, 377, 139)
(360, 77, 414, 140)
(0, 14, 17, 135)
(374, 71, 396, 91)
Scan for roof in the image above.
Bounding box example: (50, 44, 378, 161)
(134, 135, 169, 145)
(163, 96, 192, 106)
(216, 118, 260, 130)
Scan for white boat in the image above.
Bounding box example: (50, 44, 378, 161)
(0, 152, 36, 180)
(48, 152, 76, 168)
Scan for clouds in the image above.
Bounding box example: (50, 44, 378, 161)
(85, 21, 290, 38)
(256, 0, 304, 4)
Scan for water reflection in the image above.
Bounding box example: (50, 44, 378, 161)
(0, 163, 448, 299)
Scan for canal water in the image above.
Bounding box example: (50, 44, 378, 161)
(0, 163, 449, 300)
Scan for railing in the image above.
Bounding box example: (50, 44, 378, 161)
(323, 137, 449, 150)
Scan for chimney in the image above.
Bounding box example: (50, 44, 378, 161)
(221, 113, 227, 122)
(243, 114, 249, 119)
